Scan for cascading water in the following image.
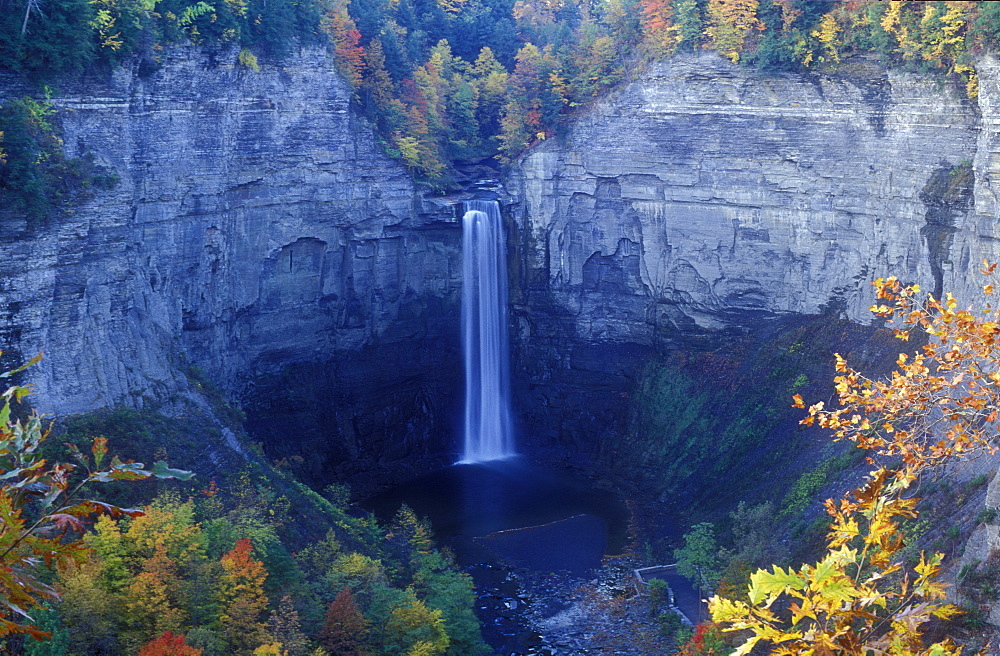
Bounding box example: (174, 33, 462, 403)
(459, 199, 516, 463)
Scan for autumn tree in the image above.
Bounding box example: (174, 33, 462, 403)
(383, 598, 450, 656)
(572, 29, 622, 99)
(52, 559, 119, 654)
(124, 544, 189, 649)
(318, 586, 370, 656)
(704, 0, 762, 63)
(139, 631, 203, 656)
(218, 538, 272, 654)
(0, 353, 192, 640)
(498, 42, 566, 162)
(640, 0, 681, 56)
(410, 551, 488, 655)
(802, 272, 1000, 469)
(266, 595, 309, 656)
(881, 0, 921, 62)
(470, 46, 507, 142)
(323, 0, 367, 92)
(709, 269, 1000, 654)
(811, 11, 840, 63)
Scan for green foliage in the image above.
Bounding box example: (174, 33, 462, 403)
(20, 359, 479, 655)
(0, 96, 118, 222)
(0, 352, 191, 641)
(1, 0, 998, 191)
(779, 451, 854, 518)
(675, 522, 720, 595)
(53, 406, 217, 508)
(238, 48, 261, 72)
(958, 551, 1000, 607)
(0, 0, 97, 75)
(655, 607, 684, 639)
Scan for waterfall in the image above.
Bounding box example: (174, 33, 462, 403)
(459, 199, 516, 463)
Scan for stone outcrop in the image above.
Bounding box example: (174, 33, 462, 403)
(0, 48, 464, 480)
(504, 51, 1000, 483)
(508, 54, 1000, 606)
(509, 53, 988, 345)
(7, 47, 1000, 491)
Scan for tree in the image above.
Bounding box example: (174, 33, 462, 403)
(411, 551, 488, 655)
(640, 0, 681, 55)
(139, 631, 203, 656)
(124, 544, 188, 648)
(323, 0, 367, 92)
(675, 522, 720, 596)
(674, 0, 705, 52)
(266, 595, 309, 656)
(318, 586, 370, 656)
(811, 11, 839, 63)
(383, 598, 449, 656)
(798, 272, 1000, 470)
(218, 538, 271, 654)
(711, 465, 962, 655)
(0, 353, 192, 640)
(708, 269, 1000, 655)
(704, 0, 762, 62)
(52, 559, 119, 654)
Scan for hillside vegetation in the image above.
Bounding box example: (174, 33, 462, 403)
(1, 0, 999, 192)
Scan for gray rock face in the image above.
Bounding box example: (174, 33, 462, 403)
(505, 52, 1000, 470)
(0, 48, 463, 474)
(6, 47, 1000, 486)
(510, 53, 992, 345)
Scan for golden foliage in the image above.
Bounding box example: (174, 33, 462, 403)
(710, 267, 1000, 655)
(704, 0, 762, 63)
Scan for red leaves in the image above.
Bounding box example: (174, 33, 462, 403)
(139, 631, 203, 656)
(0, 356, 192, 638)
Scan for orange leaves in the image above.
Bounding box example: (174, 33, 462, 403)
(139, 631, 203, 656)
(321, 2, 366, 91)
(640, 0, 681, 55)
(0, 355, 191, 639)
(796, 265, 1000, 470)
(725, 268, 1000, 656)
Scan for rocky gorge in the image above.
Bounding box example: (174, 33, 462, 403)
(3, 48, 1000, 536)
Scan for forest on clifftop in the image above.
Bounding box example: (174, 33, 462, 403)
(2, 0, 1000, 193)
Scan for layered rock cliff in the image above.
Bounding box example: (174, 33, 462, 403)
(505, 51, 1000, 485)
(0, 48, 464, 483)
(7, 47, 1000, 492)
(510, 53, 990, 342)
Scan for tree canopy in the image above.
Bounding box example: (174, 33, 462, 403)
(2, 1, 998, 190)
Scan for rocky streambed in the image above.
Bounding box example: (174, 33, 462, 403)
(470, 556, 677, 655)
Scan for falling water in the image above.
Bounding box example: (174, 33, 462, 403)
(459, 199, 515, 463)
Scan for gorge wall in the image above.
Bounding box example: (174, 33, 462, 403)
(506, 52, 1000, 488)
(5, 47, 1000, 494)
(0, 48, 465, 486)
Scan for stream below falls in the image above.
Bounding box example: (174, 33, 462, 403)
(364, 458, 701, 655)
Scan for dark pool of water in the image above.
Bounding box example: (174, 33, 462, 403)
(363, 457, 629, 574)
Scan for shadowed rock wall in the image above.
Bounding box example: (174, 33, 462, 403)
(6, 48, 1000, 487)
(0, 48, 463, 476)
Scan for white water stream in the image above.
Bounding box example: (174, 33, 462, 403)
(459, 199, 516, 463)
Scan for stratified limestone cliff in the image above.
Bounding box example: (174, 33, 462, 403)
(0, 48, 463, 479)
(505, 52, 1000, 484)
(510, 52, 988, 343)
